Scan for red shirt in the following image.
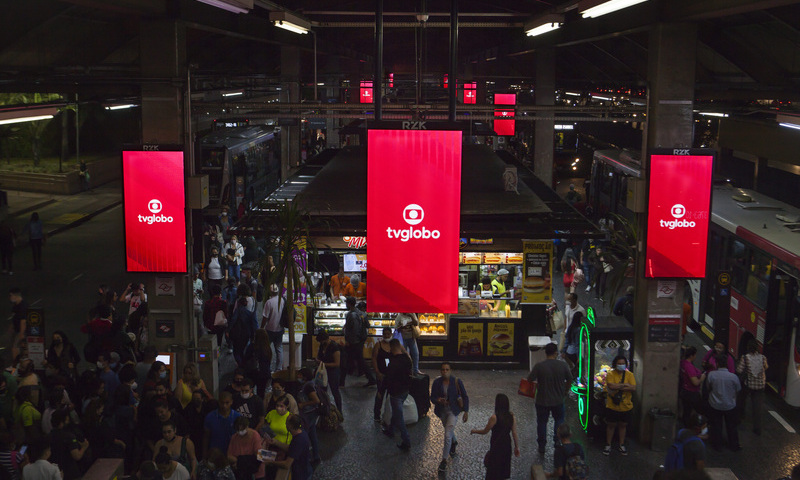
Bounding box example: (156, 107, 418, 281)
(81, 317, 113, 337)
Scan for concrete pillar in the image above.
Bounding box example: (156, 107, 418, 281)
(634, 23, 698, 443)
(281, 45, 302, 180)
(139, 20, 197, 388)
(534, 48, 555, 187)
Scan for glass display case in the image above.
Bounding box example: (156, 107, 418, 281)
(312, 305, 398, 336)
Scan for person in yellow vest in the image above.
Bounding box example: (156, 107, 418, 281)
(492, 269, 509, 311)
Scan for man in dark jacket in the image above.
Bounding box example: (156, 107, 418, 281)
(203, 284, 228, 348)
(342, 296, 376, 387)
(381, 339, 412, 451)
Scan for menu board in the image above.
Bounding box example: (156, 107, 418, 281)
(521, 241, 553, 304)
(487, 322, 514, 357)
(482, 253, 505, 264)
(457, 323, 484, 357)
(461, 253, 482, 265)
(422, 345, 445, 358)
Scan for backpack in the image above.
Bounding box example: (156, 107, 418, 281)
(564, 444, 588, 479)
(663, 429, 702, 472)
(313, 382, 332, 418)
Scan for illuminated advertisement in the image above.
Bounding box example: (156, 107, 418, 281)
(494, 93, 516, 136)
(367, 129, 462, 313)
(522, 240, 553, 304)
(123, 149, 187, 273)
(360, 81, 373, 104)
(645, 149, 714, 278)
(463, 82, 477, 105)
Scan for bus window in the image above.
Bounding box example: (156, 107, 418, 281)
(730, 240, 748, 293)
(745, 252, 771, 308)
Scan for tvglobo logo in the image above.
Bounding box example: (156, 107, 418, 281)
(660, 203, 696, 229)
(139, 199, 174, 224)
(386, 204, 441, 242)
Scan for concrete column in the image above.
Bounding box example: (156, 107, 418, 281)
(634, 23, 698, 443)
(534, 48, 555, 187)
(281, 45, 302, 180)
(139, 20, 197, 388)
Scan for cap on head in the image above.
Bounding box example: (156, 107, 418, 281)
(497, 268, 509, 276)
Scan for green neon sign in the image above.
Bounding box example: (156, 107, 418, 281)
(587, 306, 596, 327)
(576, 321, 591, 431)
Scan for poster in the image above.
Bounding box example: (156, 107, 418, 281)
(422, 345, 445, 358)
(487, 322, 514, 357)
(457, 323, 484, 357)
(521, 241, 553, 304)
(293, 304, 307, 334)
(27, 337, 45, 369)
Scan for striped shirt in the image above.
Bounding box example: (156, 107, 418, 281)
(0, 450, 24, 480)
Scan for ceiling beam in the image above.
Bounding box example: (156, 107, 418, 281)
(665, 0, 800, 21)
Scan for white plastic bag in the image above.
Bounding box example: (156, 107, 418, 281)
(381, 392, 419, 425)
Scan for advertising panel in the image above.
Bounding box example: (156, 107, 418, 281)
(463, 82, 477, 105)
(367, 129, 462, 313)
(457, 323, 484, 357)
(494, 93, 516, 136)
(645, 149, 714, 278)
(521, 240, 553, 304)
(487, 322, 514, 357)
(123, 149, 187, 273)
(360, 81, 373, 103)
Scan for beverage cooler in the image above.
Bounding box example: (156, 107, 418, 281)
(573, 310, 634, 439)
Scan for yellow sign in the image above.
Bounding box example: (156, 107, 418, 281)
(293, 304, 307, 334)
(487, 322, 514, 357)
(521, 241, 553, 304)
(422, 345, 444, 357)
(718, 272, 731, 286)
(457, 323, 484, 357)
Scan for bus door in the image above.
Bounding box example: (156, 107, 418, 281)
(786, 295, 800, 407)
(763, 269, 798, 397)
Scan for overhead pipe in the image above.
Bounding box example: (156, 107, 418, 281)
(448, 0, 458, 122)
(375, 0, 383, 121)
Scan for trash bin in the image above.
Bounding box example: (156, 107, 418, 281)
(649, 408, 676, 452)
(528, 336, 552, 370)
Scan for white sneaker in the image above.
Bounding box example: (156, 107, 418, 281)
(585, 285, 591, 292)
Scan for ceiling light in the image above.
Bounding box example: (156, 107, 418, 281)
(592, 95, 612, 101)
(195, 0, 251, 14)
(0, 106, 59, 126)
(524, 14, 564, 37)
(105, 104, 137, 110)
(579, 0, 648, 18)
(777, 114, 800, 131)
(0, 114, 54, 126)
(269, 11, 311, 34)
(698, 112, 728, 117)
(222, 91, 243, 97)
(565, 92, 581, 97)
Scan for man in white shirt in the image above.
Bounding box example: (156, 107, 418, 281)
(22, 437, 62, 480)
(224, 235, 245, 282)
(261, 288, 286, 371)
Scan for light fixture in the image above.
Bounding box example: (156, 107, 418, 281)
(195, 0, 251, 14)
(222, 91, 243, 97)
(0, 106, 59, 126)
(777, 114, 800, 131)
(105, 104, 137, 110)
(565, 92, 581, 97)
(698, 112, 728, 118)
(269, 11, 311, 34)
(579, 0, 648, 18)
(524, 14, 564, 37)
(592, 95, 612, 101)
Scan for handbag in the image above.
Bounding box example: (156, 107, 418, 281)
(214, 309, 228, 327)
(610, 371, 626, 405)
(518, 378, 537, 399)
(573, 268, 585, 285)
(315, 360, 328, 387)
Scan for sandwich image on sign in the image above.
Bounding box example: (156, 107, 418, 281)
(523, 276, 546, 293)
(489, 333, 512, 354)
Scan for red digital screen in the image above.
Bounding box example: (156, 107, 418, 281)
(123, 150, 187, 273)
(645, 150, 714, 278)
(463, 82, 477, 104)
(494, 93, 516, 136)
(443, 74, 449, 89)
(367, 129, 462, 313)
(360, 81, 373, 104)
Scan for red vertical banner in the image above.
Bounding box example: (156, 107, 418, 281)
(367, 129, 463, 313)
(645, 150, 714, 278)
(123, 150, 187, 273)
(443, 74, 449, 89)
(360, 81, 373, 103)
(494, 93, 516, 136)
(463, 82, 477, 104)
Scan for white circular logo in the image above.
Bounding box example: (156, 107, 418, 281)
(148, 199, 163, 214)
(670, 204, 686, 219)
(402, 204, 424, 226)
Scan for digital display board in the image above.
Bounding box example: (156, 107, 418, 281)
(360, 81, 373, 104)
(123, 149, 187, 273)
(494, 93, 516, 136)
(367, 129, 462, 313)
(645, 149, 714, 278)
(463, 82, 477, 105)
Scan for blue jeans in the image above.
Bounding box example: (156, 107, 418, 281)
(388, 393, 410, 445)
(267, 328, 284, 371)
(536, 403, 565, 450)
(582, 261, 593, 287)
(300, 411, 321, 462)
(403, 338, 420, 373)
(228, 263, 241, 281)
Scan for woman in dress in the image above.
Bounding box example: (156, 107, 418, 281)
(471, 393, 520, 480)
(154, 445, 191, 480)
(153, 420, 197, 479)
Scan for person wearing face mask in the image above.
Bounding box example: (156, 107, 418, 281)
(144, 361, 169, 395)
(225, 416, 262, 480)
(701, 341, 736, 374)
(45, 331, 80, 381)
(263, 397, 293, 451)
(96, 352, 120, 398)
(265, 380, 298, 416)
(153, 420, 197, 480)
(670, 413, 709, 472)
(603, 355, 636, 456)
(147, 401, 190, 454)
(231, 378, 263, 430)
(372, 327, 393, 422)
(223, 235, 244, 282)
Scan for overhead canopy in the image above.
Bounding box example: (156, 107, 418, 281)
(244, 142, 602, 240)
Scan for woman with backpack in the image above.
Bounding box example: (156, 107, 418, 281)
(470, 393, 519, 480)
(548, 423, 587, 479)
